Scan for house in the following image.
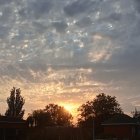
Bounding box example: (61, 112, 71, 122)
(0, 116, 27, 140)
(102, 114, 140, 140)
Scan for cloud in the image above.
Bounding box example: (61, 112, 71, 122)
(134, 0, 140, 13)
(32, 22, 47, 34)
(0, 8, 13, 24)
(64, 0, 95, 17)
(0, 0, 140, 116)
(19, 0, 53, 19)
(76, 17, 93, 28)
(52, 21, 68, 33)
(0, 0, 11, 5)
(0, 25, 10, 39)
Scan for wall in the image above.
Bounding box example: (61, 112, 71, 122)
(103, 125, 134, 139)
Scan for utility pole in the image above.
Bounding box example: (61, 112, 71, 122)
(3, 128, 6, 140)
(93, 120, 95, 140)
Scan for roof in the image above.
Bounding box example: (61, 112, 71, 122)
(0, 116, 26, 123)
(102, 114, 138, 125)
(0, 116, 27, 128)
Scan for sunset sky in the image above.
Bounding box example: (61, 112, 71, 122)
(0, 0, 140, 119)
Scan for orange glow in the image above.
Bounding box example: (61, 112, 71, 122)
(60, 103, 79, 117)
(61, 103, 79, 123)
(64, 104, 75, 113)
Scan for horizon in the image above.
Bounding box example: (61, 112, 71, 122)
(1, 88, 134, 123)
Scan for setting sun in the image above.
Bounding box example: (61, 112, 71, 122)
(64, 104, 74, 113)
(60, 103, 79, 116)
(60, 103, 80, 123)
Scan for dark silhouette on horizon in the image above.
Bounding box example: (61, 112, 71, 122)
(5, 87, 25, 119)
(27, 103, 73, 128)
(0, 87, 140, 140)
(77, 93, 123, 134)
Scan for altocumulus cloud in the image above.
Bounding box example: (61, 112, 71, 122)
(0, 0, 140, 115)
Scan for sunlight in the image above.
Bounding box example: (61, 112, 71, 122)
(59, 103, 80, 123)
(60, 103, 78, 116)
(64, 104, 74, 113)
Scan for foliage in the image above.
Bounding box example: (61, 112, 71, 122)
(29, 110, 51, 127)
(28, 103, 73, 127)
(27, 115, 34, 127)
(77, 93, 123, 128)
(5, 87, 25, 119)
(44, 104, 73, 126)
(132, 108, 140, 121)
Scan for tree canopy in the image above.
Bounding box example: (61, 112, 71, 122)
(5, 87, 25, 119)
(77, 93, 123, 128)
(28, 103, 73, 127)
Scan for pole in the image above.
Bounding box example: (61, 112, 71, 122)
(3, 128, 5, 140)
(93, 120, 95, 140)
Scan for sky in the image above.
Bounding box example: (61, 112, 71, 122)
(0, 0, 140, 119)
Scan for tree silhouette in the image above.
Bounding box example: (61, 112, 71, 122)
(29, 109, 51, 127)
(132, 108, 140, 121)
(27, 115, 34, 127)
(77, 93, 123, 130)
(5, 87, 25, 119)
(44, 104, 73, 126)
(29, 104, 73, 127)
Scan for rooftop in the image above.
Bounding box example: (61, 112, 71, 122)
(102, 114, 138, 125)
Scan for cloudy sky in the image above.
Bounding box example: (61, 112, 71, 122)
(0, 0, 140, 118)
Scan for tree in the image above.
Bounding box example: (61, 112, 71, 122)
(77, 93, 123, 130)
(132, 108, 140, 121)
(29, 104, 73, 127)
(26, 114, 34, 127)
(44, 104, 73, 126)
(29, 109, 51, 127)
(5, 87, 25, 119)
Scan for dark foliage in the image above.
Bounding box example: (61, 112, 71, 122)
(28, 103, 73, 127)
(132, 108, 140, 121)
(5, 87, 25, 119)
(77, 93, 123, 133)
